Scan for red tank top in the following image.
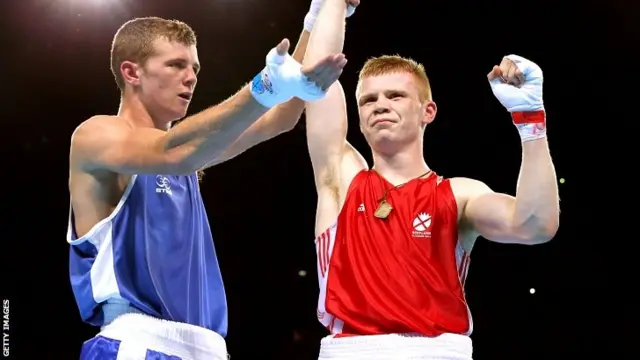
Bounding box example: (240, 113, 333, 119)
(315, 170, 472, 337)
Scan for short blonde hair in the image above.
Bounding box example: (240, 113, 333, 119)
(110, 17, 197, 91)
(358, 55, 432, 102)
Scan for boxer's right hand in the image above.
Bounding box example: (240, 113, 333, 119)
(250, 39, 347, 108)
(304, 0, 360, 32)
(345, 0, 360, 16)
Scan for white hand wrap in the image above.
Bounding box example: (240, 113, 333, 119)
(489, 55, 544, 113)
(489, 55, 547, 142)
(250, 46, 325, 108)
(304, 0, 356, 32)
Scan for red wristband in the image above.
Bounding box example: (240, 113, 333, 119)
(512, 110, 546, 125)
(512, 110, 547, 142)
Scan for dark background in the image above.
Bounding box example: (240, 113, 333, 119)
(1, 0, 633, 359)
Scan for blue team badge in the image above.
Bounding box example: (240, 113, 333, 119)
(251, 72, 274, 95)
(252, 72, 265, 94)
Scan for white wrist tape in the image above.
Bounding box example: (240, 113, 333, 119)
(250, 46, 326, 108)
(512, 110, 547, 142)
(304, 0, 356, 32)
(250, 70, 290, 109)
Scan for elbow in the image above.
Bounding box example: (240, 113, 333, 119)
(521, 220, 559, 245)
(283, 118, 300, 134)
(509, 209, 560, 245)
(277, 117, 299, 135)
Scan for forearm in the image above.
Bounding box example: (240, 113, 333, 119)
(304, 1, 349, 165)
(199, 29, 312, 168)
(304, 0, 347, 65)
(513, 138, 560, 240)
(163, 87, 268, 171)
(292, 30, 310, 63)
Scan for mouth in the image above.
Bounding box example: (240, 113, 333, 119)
(372, 119, 395, 126)
(178, 92, 192, 101)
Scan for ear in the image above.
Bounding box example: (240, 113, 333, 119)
(421, 101, 437, 126)
(120, 60, 142, 88)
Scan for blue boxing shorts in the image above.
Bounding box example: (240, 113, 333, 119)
(80, 312, 228, 360)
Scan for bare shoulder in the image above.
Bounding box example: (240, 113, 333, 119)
(449, 177, 493, 203)
(72, 115, 128, 145)
(70, 115, 129, 171)
(70, 116, 134, 237)
(448, 177, 494, 250)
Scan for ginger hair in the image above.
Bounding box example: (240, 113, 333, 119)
(110, 17, 197, 92)
(357, 55, 432, 102)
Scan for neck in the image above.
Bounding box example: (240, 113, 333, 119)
(117, 92, 171, 131)
(371, 141, 430, 186)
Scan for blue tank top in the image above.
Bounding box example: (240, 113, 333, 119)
(66, 173, 228, 337)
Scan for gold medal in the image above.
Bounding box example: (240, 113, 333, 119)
(373, 169, 431, 220)
(374, 200, 393, 219)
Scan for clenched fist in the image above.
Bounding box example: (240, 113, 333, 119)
(488, 55, 544, 113)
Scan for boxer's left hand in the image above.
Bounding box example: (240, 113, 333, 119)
(302, 53, 348, 92)
(487, 55, 544, 113)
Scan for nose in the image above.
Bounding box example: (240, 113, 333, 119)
(373, 97, 391, 115)
(184, 68, 197, 88)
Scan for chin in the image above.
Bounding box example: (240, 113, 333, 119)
(368, 135, 394, 154)
(369, 130, 396, 144)
(177, 110, 189, 120)
(170, 107, 189, 121)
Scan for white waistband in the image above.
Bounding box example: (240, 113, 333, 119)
(319, 333, 473, 360)
(98, 312, 227, 360)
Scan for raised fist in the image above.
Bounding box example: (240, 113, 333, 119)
(487, 55, 544, 113)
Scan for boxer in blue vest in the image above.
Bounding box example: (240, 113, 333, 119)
(66, 1, 358, 358)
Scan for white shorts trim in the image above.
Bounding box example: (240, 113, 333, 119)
(319, 333, 473, 360)
(98, 312, 227, 360)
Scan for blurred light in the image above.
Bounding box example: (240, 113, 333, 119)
(559, 178, 565, 184)
(298, 270, 307, 277)
(293, 330, 302, 342)
(529, 288, 535, 294)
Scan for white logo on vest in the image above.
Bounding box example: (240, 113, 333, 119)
(412, 212, 432, 238)
(155, 175, 172, 195)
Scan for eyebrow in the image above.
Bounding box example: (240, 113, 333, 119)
(167, 58, 201, 73)
(358, 89, 409, 104)
(358, 93, 376, 105)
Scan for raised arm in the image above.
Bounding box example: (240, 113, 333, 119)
(206, 0, 359, 168)
(454, 55, 559, 245)
(72, 85, 268, 175)
(73, 39, 344, 176)
(203, 30, 311, 167)
(304, 0, 366, 235)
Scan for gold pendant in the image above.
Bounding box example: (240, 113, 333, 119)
(374, 200, 393, 219)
